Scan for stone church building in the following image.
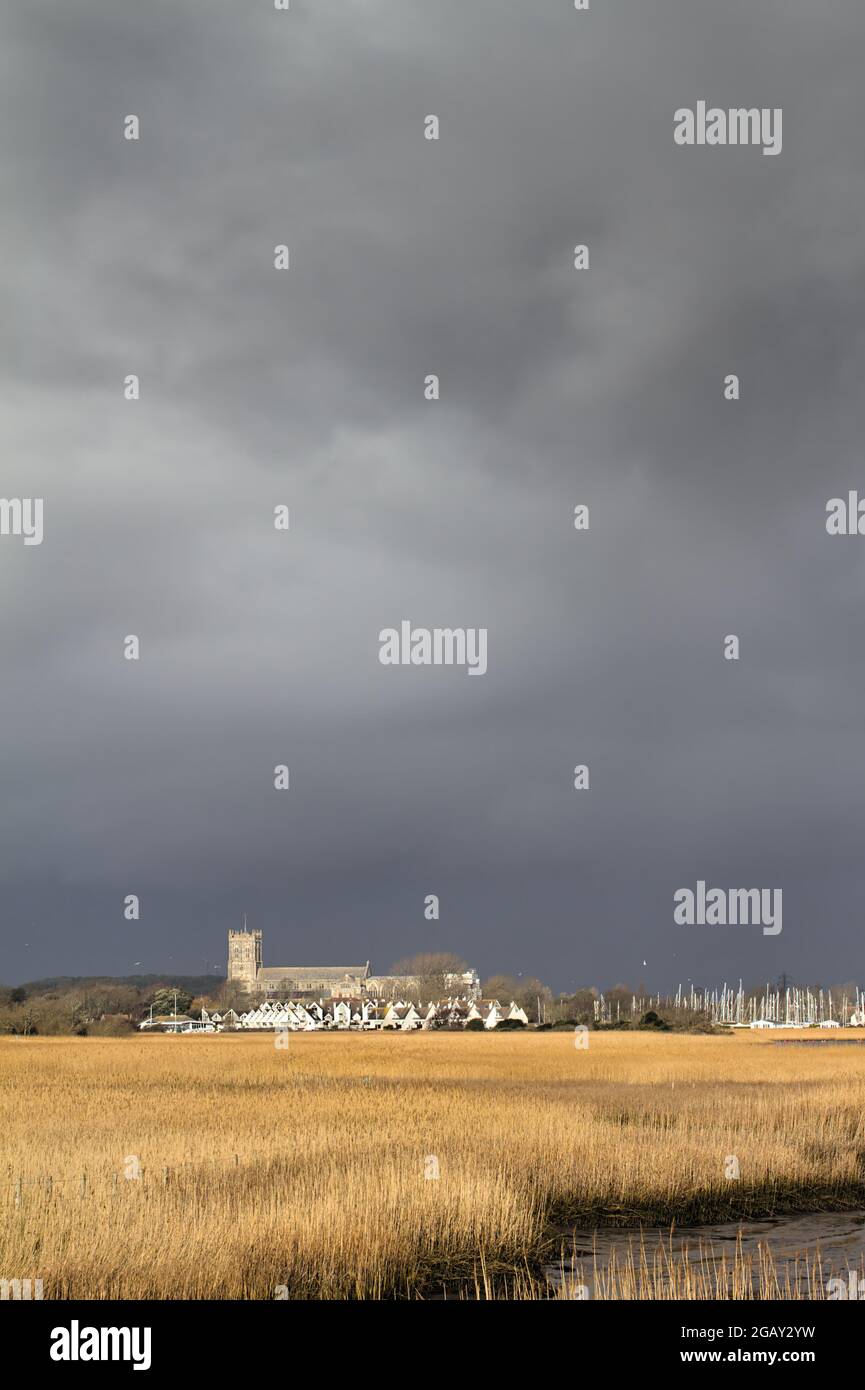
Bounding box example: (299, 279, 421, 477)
(227, 926, 481, 1001)
(227, 927, 369, 997)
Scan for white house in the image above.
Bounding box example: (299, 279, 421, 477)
(197, 992, 526, 1034)
(361, 1003, 388, 1030)
(382, 1002, 423, 1031)
(333, 999, 358, 1030)
(466, 999, 508, 1028)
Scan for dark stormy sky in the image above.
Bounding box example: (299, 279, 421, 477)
(1, 0, 864, 994)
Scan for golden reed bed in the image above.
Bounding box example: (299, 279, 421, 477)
(1, 1030, 863, 1299)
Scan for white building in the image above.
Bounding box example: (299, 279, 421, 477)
(193, 994, 526, 1034)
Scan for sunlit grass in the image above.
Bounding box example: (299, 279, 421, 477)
(0, 1030, 863, 1298)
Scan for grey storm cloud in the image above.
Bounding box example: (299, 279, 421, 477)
(1, 0, 864, 991)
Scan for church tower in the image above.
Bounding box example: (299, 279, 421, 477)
(227, 920, 262, 991)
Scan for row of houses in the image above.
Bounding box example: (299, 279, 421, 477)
(140, 997, 529, 1033)
(746, 1018, 842, 1030)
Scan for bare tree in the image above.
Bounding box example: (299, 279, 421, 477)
(482, 975, 552, 1020)
(390, 952, 469, 1003)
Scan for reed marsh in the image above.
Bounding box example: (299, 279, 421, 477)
(1, 1030, 863, 1299)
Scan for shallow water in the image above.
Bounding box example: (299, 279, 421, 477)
(547, 1210, 865, 1298)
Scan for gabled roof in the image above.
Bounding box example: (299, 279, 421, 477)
(259, 966, 369, 983)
